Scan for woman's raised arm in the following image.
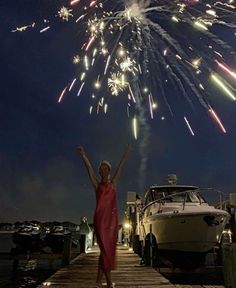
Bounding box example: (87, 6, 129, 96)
(112, 144, 132, 187)
(77, 145, 98, 190)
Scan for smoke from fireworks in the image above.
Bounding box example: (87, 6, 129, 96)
(14, 0, 236, 136)
(70, 0, 236, 135)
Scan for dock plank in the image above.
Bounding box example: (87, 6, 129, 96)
(39, 245, 174, 287)
(39, 246, 225, 288)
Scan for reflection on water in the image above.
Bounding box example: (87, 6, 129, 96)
(0, 259, 61, 288)
(0, 233, 60, 288)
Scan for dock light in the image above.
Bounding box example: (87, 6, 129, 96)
(94, 242, 98, 246)
(124, 223, 130, 229)
(43, 282, 51, 286)
(128, 247, 133, 251)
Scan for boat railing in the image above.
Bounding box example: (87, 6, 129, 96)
(197, 188, 228, 210)
(143, 188, 228, 211)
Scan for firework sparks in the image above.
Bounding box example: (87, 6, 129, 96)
(184, 117, 195, 136)
(58, 86, 67, 103)
(66, 0, 235, 122)
(211, 74, 236, 101)
(73, 55, 80, 64)
(209, 107, 227, 133)
(216, 60, 236, 80)
(12, 22, 35, 32)
(77, 82, 85, 96)
(70, 0, 80, 5)
(69, 78, 77, 91)
(16, 0, 236, 134)
(133, 116, 138, 140)
(57, 6, 73, 21)
(40, 26, 50, 33)
(108, 72, 128, 96)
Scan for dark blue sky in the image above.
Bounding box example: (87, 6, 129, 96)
(1, 0, 236, 223)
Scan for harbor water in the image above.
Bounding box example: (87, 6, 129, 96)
(0, 233, 61, 288)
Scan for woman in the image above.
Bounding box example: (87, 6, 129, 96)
(77, 145, 131, 288)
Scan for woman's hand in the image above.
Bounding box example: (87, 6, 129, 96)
(76, 145, 85, 156)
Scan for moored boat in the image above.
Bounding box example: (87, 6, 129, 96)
(135, 175, 230, 267)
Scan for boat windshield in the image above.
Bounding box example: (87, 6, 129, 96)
(145, 186, 205, 206)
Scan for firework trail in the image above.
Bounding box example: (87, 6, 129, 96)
(67, 0, 236, 132)
(14, 1, 236, 134)
(135, 94, 151, 192)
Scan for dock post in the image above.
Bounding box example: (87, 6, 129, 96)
(140, 239, 145, 265)
(62, 235, 72, 266)
(150, 224, 153, 267)
(222, 243, 236, 288)
(13, 259, 19, 271)
(80, 234, 86, 253)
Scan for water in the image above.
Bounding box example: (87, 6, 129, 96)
(0, 233, 61, 288)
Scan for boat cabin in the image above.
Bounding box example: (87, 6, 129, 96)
(143, 185, 206, 208)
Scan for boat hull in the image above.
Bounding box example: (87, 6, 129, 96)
(143, 210, 229, 253)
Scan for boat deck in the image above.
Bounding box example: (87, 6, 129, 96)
(39, 245, 225, 288)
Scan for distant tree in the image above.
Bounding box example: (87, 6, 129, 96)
(52, 221, 61, 226)
(31, 220, 41, 225)
(0, 223, 12, 227)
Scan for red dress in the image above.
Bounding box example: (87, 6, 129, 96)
(93, 182, 118, 271)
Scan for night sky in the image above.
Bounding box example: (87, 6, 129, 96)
(1, 1, 236, 224)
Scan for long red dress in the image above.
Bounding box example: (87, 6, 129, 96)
(93, 181, 118, 272)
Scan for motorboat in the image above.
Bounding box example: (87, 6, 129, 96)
(12, 224, 43, 253)
(137, 175, 230, 267)
(44, 225, 68, 253)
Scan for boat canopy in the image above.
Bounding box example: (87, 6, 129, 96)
(143, 185, 206, 207)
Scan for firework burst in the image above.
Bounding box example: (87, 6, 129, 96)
(67, 0, 236, 132)
(57, 6, 73, 21)
(14, 0, 236, 135)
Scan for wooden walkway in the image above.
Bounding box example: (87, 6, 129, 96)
(39, 245, 225, 288)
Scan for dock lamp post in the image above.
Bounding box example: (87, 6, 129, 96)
(124, 222, 131, 248)
(125, 191, 137, 251)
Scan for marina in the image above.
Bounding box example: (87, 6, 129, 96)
(1, 0, 236, 287)
(1, 177, 236, 287)
(0, 224, 236, 287)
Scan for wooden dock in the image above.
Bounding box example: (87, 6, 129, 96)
(39, 245, 225, 288)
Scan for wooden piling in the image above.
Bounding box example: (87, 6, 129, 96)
(222, 243, 236, 288)
(62, 235, 72, 266)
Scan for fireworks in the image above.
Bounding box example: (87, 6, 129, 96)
(184, 116, 195, 136)
(73, 55, 81, 64)
(58, 86, 67, 103)
(14, 1, 236, 136)
(108, 72, 128, 96)
(12, 22, 35, 32)
(57, 6, 73, 21)
(68, 0, 235, 133)
(211, 74, 236, 101)
(133, 116, 138, 140)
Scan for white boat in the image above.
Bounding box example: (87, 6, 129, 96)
(138, 175, 230, 267)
